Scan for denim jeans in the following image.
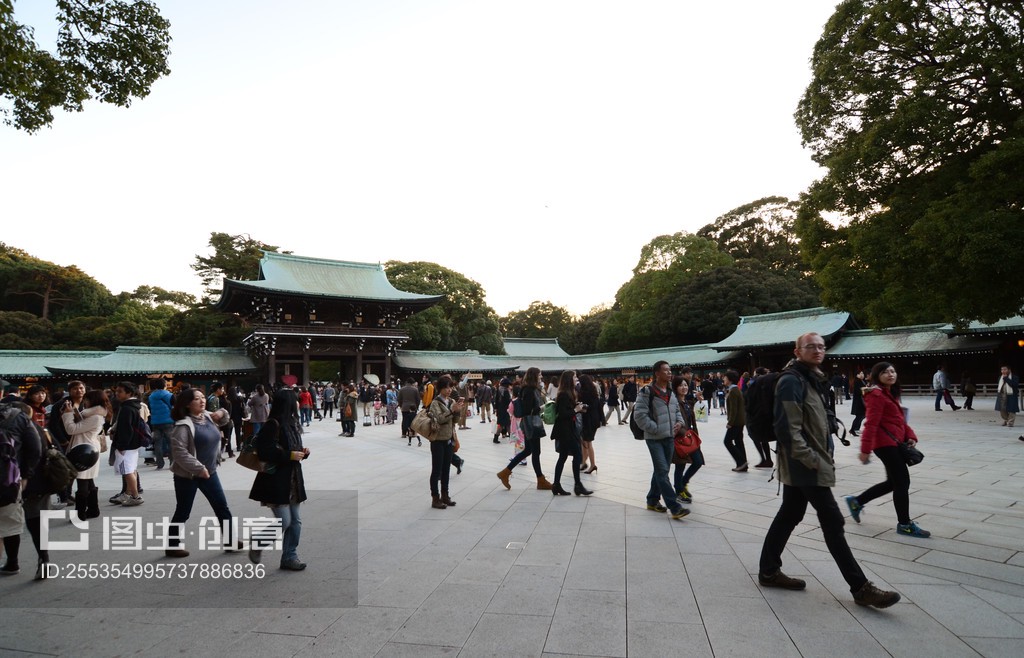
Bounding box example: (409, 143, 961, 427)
(251, 422, 263, 438)
(645, 437, 681, 513)
(429, 440, 453, 496)
(300, 407, 312, 425)
(269, 503, 302, 563)
(169, 472, 233, 549)
(760, 484, 867, 592)
(673, 448, 705, 491)
(151, 423, 173, 468)
(507, 436, 543, 476)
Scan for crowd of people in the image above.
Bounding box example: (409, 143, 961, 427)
(0, 349, 1018, 610)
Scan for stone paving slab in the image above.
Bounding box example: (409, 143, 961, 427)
(0, 396, 1022, 656)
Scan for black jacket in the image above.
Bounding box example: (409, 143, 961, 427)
(113, 398, 143, 451)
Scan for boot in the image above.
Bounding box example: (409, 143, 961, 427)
(536, 476, 553, 490)
(574, 483, 594, 496)
(551, 482, 571, 496)
(86, 486, 100, 519)
(496, 468, 512, 490)
(74, 490, 89, 522)
(441, 493, 456, 507)
(431, 495, 447, 509)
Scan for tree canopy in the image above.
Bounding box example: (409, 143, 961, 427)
(501, 301, 574, 340)
(697, 197, 805, 274)
(795, 0, 1024, 327)
(384, 261, 503, 354)
(0, 0, 171, 132)
(191, 232, 282, 299)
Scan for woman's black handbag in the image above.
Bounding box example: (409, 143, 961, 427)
(897, 441, 924, 466)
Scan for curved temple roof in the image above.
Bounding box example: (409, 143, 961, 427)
(711, 307, 851, 351)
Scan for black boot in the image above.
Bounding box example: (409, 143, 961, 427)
(574, 483, 594, 496)
(551, 482, 571, 496)
(86, 486, 100, 519)
(74, 490, 89, 522)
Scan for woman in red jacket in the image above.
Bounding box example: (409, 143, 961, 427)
(844, 362, 930, 538)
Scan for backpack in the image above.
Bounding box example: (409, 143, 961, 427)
(512, 397, 523, 418)
(541, 400, 557, 425)
(743, 372, 786, 442)
(38, 428, 77, 495)
(629, 386, 654, 440)
(0, 406, 22, 506)
(134, 415, 153, 449)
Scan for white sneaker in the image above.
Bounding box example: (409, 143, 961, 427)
(121, 496, 144, 507)
(109, 493, 129, 505)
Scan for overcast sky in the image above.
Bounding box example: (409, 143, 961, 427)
(2, 0, 837, 317)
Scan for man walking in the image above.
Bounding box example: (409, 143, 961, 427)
(634, 361, 689, 521)
(758, 333, 900, 608)
(621, 376, 638, 424)
(111, 381, 145, 507)
(477, 380, 493, 425)
(147, 378, 174, 470)
(398, 377, 421, 445)
(932, 365, 960, 411)
(722, 370, 748, 472)
(322, 383, 336, 418)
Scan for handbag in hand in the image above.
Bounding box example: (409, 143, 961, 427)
(411, 408, 439, 441)
(522, 415, 546, 440)
(897, 440, 924, 466)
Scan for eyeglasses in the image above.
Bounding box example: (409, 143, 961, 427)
(800, 344, 827, 352)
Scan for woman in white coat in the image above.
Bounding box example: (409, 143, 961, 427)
(62, 390, 112, 521)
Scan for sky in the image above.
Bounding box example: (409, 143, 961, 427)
(2, 0, 837, 317)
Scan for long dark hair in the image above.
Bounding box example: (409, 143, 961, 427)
(869, 361, 902, 399)
(269, 387, 299, 423)
(83, 389, 113, 423)
(558, 371, 577, 402)
(522, 367, 541, 389)
(171, 387, 203, 421)
(578, 374, 598, 404)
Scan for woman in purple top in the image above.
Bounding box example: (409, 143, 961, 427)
(165, 388, 236, 558)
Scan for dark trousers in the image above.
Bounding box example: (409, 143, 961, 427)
(507, 436, 543, 476)
(723, 426, 748, 466)
(850, 414, 865, 433)
(168, 472, 233, 548)
(429, 440, 453, 496)
(401, 409, 415, 437)
(554, 438, 582, 487)
(673, 448, 705, 491)
(854, 445, 911, 524)
(760, 484, 867, 593)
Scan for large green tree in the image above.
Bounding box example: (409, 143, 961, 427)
(560, 306, 611, 355)
(0, 242, 114, 320)
(1, 0, 171, 132)
(384, 261, 503, 354)
(795, 0, 1024, 327)
(501, 301, 574, 339)
(192, 232, 282, 299)
(0, 310, 53, 349)
(598, 234, 732, 351)
(697, 197, 805, 273)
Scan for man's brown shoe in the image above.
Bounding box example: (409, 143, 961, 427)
(758, 570, 806, 590)
(853, 581, 901, 608)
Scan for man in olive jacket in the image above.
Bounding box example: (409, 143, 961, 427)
(758, 333, 900, 609)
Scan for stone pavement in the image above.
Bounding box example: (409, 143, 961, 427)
(1, 396, 1022, 657)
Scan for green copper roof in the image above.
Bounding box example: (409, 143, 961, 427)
(939, 315, 1024, 336)
(711, 307, 850, 351)
(480, 344, 742, 373)
(0, 350, 110, 378)
(501, 338, 570, 358)
(218, 252, 443, 305)
(44, 346, 258, 376)
(393, 350, 518, 373)
(828, 326, 1002, 359)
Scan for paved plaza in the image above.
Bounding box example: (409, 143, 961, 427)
(1, 395, 1023, 657)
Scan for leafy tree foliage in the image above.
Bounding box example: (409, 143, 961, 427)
(796, 0, 1024, 326)
(161, 306, 247, 348)
(598, 234, 732, 351)
(697, 197, 804, 273)
(501, 301, 574, 339)
(384, 261, 503, 354)
(0, 310, 53, 349)
(0, 242, 115, 320)
(192, 232, 282, 299)
(560, 306, 611, 355)
(664, 263, 822, 345)
(0, 0, 171, 132)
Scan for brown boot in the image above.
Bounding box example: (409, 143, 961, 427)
(431, 495, 447, 509)
(441, 494, 456, 507)
(536, 476, 553, 490)
(496, 468, 512, 490)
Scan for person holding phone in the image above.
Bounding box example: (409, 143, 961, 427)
(427, 376, 462, 509)
(549, 370, 592, 496)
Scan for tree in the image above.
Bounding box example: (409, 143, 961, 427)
(1, 0, 171, 132)
(0, 242, 115, 320)
(598, 234, 732, 351)
(161, 306, 247, 347)
(192, 232, 282, 298)
(0, 310, 53, 349)
(384, 261, 503, 354)
(560, 306, 611, 355)
(501, 301, 574, 339)
(697, 197, 805, 273)
(795, 0, 1024, 326)
(665, 263, 822, 345)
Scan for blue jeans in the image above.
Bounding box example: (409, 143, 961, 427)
(673, 448, 705, 491)
(270, 503, 302, 563)
(169, 472, 233, 548)
(251, 422, 263, 438)
(300, 407, 312, 425)
(151, 423, 173, 468)
(646, 438, 681, 513)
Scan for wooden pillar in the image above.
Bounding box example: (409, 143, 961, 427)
(385, 355, 392, 386)
(302, 352, 310, 386)
(355, 350, 363, 381)
(267, 354, 276, 385)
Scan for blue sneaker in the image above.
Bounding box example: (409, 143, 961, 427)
(844, 495, 862, 523)
(896, 521, 930, 538)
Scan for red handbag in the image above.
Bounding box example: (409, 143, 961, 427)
(674, 429, 702, 462)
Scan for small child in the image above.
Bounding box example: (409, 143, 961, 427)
(373, 398, 383, 425)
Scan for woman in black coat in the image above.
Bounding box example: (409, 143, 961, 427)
(248, 388, 309, 570)
(578, 374, 602, 473)
(550, 370, 592, 497)
(850, 370, 867, 436)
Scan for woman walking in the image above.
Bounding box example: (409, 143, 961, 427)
(849, 370, 866, 436)
(496, 367, 552, 491)
(427, 376, 462, 509)
(578, 374, 602, 474)
(248, 387, 310, 570)
(671, 376, 704, 504)
(248, 384, 270, 437)
(845, 362, 930, 538)
(550, 371, 592, 497)
(340, 384, 359, 437)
